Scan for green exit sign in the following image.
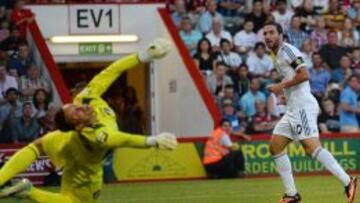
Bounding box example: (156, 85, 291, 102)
(79, 43, 112, 55)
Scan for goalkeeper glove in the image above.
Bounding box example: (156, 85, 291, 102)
(146, 132, 178, 150)
(138, 38, 171, 63)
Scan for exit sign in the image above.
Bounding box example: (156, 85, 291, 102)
(79, 43, 112, 55)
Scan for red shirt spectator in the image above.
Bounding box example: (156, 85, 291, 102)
(10, 0, 34, 40)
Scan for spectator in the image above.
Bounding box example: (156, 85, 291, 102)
(337, 18, 359, 49)
(205, 17, 232, 52)
(9, 101, 40, 143)
(217, 38, 242, 71)
(272, 0, 294, 32)
(118, 86, 146, 134)
(313, 0, 328, 14)
(295, 0, 317, 32)
(250, 100, 276, 134)
(0, 87, 22, 124)
(351, 48, 360, 73)
(19, 64, 50, 101)
(0, 63, 17, 106)
(246, 42, 273, 79)
(233, 20, 257, 54)
(203, 119, 246, 178)
(340, 75, 360, 132)
(347, 0, 360, 20)
(217, 84, 240, 113)
(301, 39, 314, 69)
(319, 99, 340, 133)
(310, 16, 327, 51)
(216, 0, 243, 26)
(319, 31, 347, 69)
(222, 99, 242, 130)
(197, 0, 224, 34)
(194, 38, 217, 74)
(207, 62, 233, 96)
(234, 64, 250, 97)
(39, 106, 56, 135)
(0, 6, 6, 22)
(10, 0, 35, 40)
(309, 53, 331, 98)
(33, 88, 52, 119)
(267, 93, 286, 119)
(287, 15, 308, 49)
(240, 77, 266, 117)
(7, 43, 33, 76)
(0, 20, 9, 42)
(322, 0, 345, 31)
(0, 26, 26, 55)
(245, 0, 268, 33)
(332, 55, 354, 84)
(0, 88, 22, 143)
(171, 0, 188, 28)
(179, 16, 202, 56)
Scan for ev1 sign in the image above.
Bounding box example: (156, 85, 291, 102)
(69, 5, 120, 34)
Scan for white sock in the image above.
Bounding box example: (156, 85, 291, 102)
(273, 152, 297, 196)
(312, 147, 351, 186)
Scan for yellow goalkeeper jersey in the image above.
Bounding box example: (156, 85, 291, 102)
(41, 54, 147, 203)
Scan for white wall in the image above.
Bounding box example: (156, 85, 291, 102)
(29, 4, 213, 137)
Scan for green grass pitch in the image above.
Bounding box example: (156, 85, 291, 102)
(2, 175, 359, 203)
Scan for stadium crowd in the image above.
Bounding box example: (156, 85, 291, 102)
(173, 0, 360, 134)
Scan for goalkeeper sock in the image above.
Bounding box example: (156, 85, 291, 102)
(0, 144, 39, 186)
(312, 147, 351, 186)
(273, 152, 297, 196)
(29, 187, 73, 203)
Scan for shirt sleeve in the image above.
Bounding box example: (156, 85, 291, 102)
(282, 45, 306, 70)
(220, 133, 233, 147)
(340, 91, 352, 105)
(74, 53, 140, 103)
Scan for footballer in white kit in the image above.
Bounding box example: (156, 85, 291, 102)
(271, 42, 320, 141)
(263, 22, 357, 203)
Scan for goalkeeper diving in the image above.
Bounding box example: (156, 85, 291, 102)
(0, 38, 178, 203)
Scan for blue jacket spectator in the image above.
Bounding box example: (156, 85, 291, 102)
(171, 0, 188, 28)
(197, 0, 224, 34)
(179, 16, 202, 56)
(340, 75, 360, 132)
(331, 55, 354, 84)
(240, 77, 266, 117)
(10, 102, 40, 143)
(217, 0, 242, 17)
(7, 43, 32, 76)
(309, 53, 331, 96)
(0, 87, 22, 143)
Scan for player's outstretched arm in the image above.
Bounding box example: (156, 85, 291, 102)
(0, 142, 42, 186)
(96, 130, 177, 150)
(75, 38, 171, 101)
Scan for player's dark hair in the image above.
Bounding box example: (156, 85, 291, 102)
(224, 84, 234, 89)
(219, 118, 231, 127)
(264, 22, 283, 34)
(55, 108, 75, 131)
